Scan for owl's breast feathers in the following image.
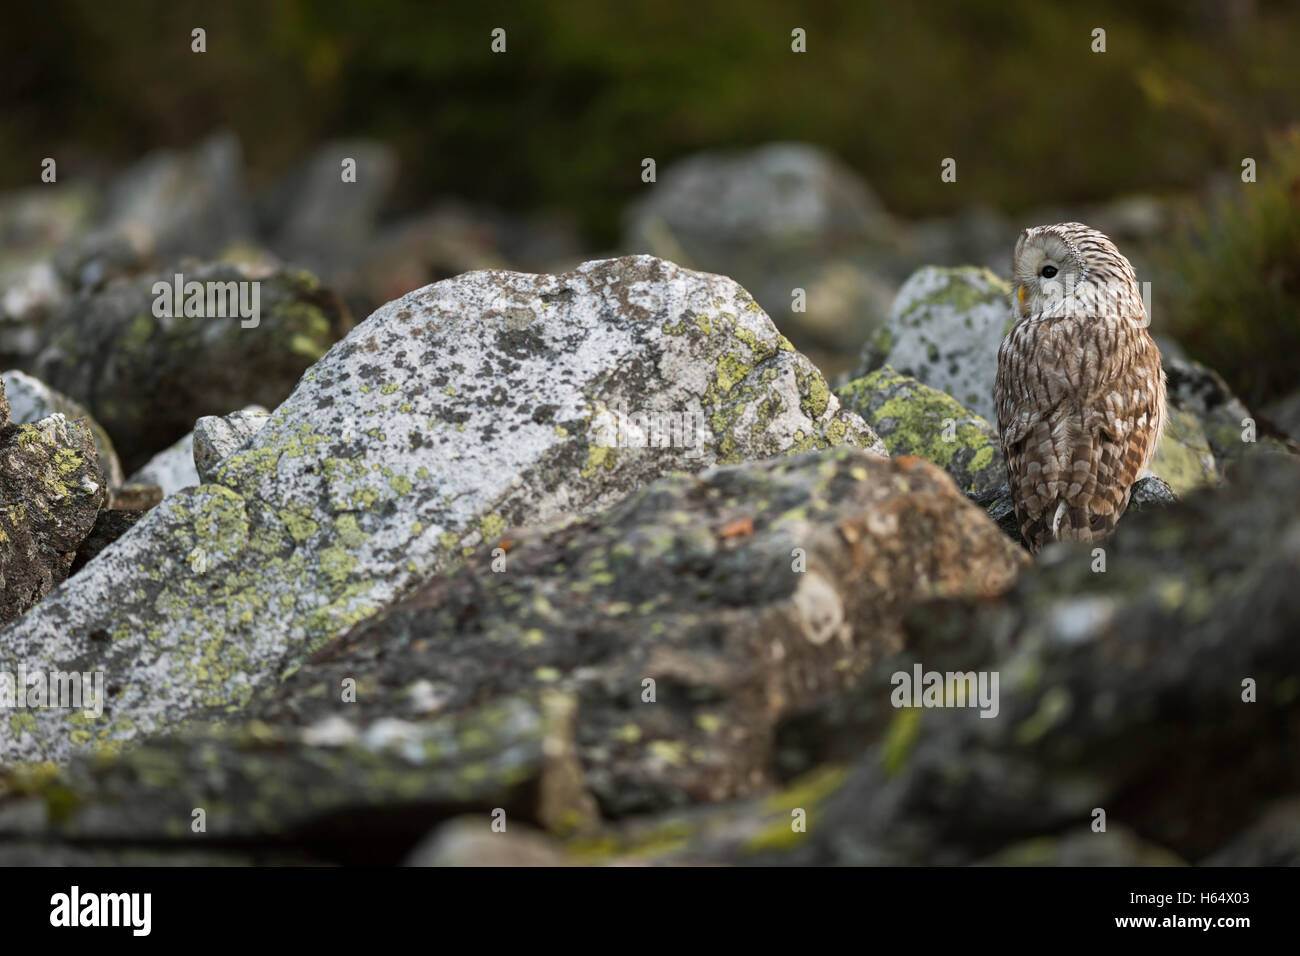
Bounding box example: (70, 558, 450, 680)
(995, 314, 1167, 553)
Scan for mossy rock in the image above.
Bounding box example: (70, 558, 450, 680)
(856, 265, 1012, 422)
(836, 366, 1003, 496)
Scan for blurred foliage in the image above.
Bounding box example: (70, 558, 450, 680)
(2, 0, 1298, 245)
(1164, 131, 1300, 406)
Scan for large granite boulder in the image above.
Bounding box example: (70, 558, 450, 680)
(0, 255, 882, 768)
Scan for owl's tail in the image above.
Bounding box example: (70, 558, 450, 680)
(1012, 420, 1133, 553)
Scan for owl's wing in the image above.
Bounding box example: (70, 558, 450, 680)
(994, 332, 1038, 448)
(1088, 333, 1167, 517)
(1011, 326, 1166, 552)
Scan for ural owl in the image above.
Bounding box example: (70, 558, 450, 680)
(994, 222, 1166, 553)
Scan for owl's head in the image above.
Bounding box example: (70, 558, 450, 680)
(1011, 222, 1138, 320)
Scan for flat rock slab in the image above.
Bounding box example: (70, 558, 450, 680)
(0, 255, 881, 768)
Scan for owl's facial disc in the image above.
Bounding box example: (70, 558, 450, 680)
(1014, 232, 1079, 317)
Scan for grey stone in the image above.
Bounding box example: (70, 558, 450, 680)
(193, 406, 269, 483)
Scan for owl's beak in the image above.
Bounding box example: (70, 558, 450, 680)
(1017, 284, 1026, 303)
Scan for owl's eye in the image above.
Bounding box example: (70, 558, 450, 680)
(1040, 265, 1058, 278)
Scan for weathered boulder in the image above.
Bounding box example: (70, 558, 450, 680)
(1147, 404, 1217, 495)
(193, 407, 270, 483)
(2, 370, 125, 489)
(1165, 356, 1298, 474)
(259, 449, 1025, 817)
(855, 266, 1012, 421)
(0, 255, 882, 768)
(479, 452, 1297, 866)
(262, 140, 398, 275)
(33, 262, 351, 470)
(624, 144, 895, 260)
(0, 391, 107, 624)
(836, 366, 1003, 497)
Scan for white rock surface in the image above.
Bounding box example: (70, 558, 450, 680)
(856, 266, 1013, 422)
(125, 432, 198, 496)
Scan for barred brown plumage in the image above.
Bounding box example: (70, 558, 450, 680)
(994, 222, 1167, 553)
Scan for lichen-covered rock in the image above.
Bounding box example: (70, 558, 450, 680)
(0, 407, 107, 624)
(1166, 356, 1299, 474)
(33, 262, 352, 471)
(535, 453, 1299, 866)
(855, 266, 1012, 421)
(836, 366, 1003, 496)
(193, 407, 269, 483)
(2, 370, 125, 489)
(258, 449, 1026, 817)
(0, 690, 596, 865)
(0, 255, 882, 768)
(1148, 405, 1218, 495)
(1125, 474, 1177, 511)
(0, 449, 1023, 862)
(69, 508, 146, 576)
(124, 431, 197, 497)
